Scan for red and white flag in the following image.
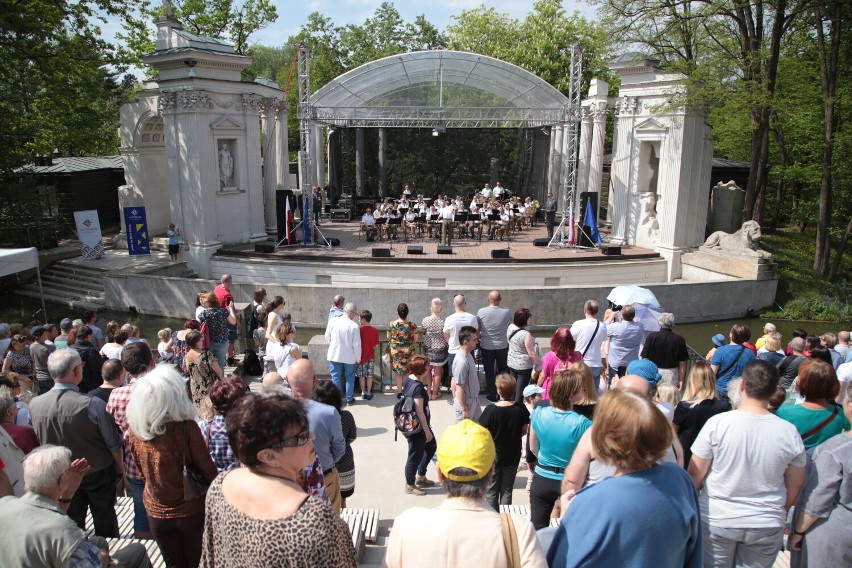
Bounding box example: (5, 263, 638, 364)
(285, 197, 294, 244)
(567, 194, 576, 246)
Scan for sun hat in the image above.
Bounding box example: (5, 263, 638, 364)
(436, 420, 495, 482)
(522, 384, 545, 398)
(711, 333, 726, 347)
(626, 359, 662, 387)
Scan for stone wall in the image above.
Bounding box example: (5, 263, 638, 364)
(103, 272, 778, 328)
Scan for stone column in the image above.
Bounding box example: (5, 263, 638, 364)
(587, 103, 608, 198)
(378, 127, 387, 197)
(576, 107, 593, 195)
(355, 127, 365, 196)
(244, 96, 266, 240)
(609, 96, 640, 245)
(265, 100, 287, 236)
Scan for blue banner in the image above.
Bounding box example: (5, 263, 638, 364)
(123, 206, 151, 256)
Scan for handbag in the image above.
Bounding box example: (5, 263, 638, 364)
(199, 321, 212, 350)
(182, 422, 210, 501)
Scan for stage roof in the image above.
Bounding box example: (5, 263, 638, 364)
(308, 50, 572, 128)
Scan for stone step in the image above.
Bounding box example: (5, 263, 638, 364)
(40, 269, 104, 286)
(32, 275, 104, 295)
(16, 286, 104, 312)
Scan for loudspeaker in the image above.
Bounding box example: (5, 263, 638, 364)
(372, 248, 391, 258)
(579, 192, 599, 248)
(407, 245, 423, 254)
(601, 245, 621, 255)
(491, 249, 510, 259)
(254, 242, 275, 253)
(533, 238, 550, 247)
(437, 245, 453, 254)
(276, 189, 296, 244)
(330, 208, 351, 221)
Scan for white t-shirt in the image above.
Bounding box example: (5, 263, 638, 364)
(273, 341, 300, 377)
(691, 411, 806, 529)
(837, 361, 852, 403)
(443, 312, 479, 355)
(101, 343, 123, 360)
(570, 318, 608, 368)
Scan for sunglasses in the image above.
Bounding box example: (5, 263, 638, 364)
(266, 428, 311, 449)
(12, 336, 26, 342)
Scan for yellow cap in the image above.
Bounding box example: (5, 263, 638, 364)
(437, 420, 495, 482)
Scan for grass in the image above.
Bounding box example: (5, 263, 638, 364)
(760, 226, 852, 322)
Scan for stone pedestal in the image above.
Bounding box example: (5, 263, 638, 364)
(681, 248, 779, 281)
(307, 335, 331, 378)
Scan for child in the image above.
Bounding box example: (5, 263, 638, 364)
(767, 385, 787, 414)
(167, 223, 180, 261)
(314, 380, 357, 508)
(357, 310, 380, 400)
(157, 328, 173, 362)
(522, 383, 545, 492)
(478, 374, 530, 511)
(655, 383, 682, 410)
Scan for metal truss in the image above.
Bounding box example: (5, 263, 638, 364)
(297, 41, 313, 193)
(307, 105, 569, 129)
(562, 44, 583, 218)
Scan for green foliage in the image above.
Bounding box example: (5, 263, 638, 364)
(759, 227, 852, 322)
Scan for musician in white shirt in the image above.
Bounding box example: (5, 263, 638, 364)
(361, 208, 378, 241)
(481, 183, 492, 199)
(440, 204, 455, 246)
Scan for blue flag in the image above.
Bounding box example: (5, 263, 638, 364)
(583, 199, 602, 245)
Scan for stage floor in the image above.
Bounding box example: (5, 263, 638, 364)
(221, 220, 659, 263)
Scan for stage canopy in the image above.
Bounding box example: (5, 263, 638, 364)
(309, 50, 572, 129)
(0, 247, 38, 277)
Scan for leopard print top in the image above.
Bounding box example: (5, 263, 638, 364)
(200, 472, 357, 567)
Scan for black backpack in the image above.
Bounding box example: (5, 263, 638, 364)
(243, 349, 263, 376)
(393, 381, 423, 441)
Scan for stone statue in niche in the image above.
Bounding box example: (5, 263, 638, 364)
(118, 184, 145, 211)
(218, 143, 234, 188)
(640, 190, 660, 240)
(703, 220, 772, 259)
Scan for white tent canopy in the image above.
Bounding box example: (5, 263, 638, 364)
(0, 248, 38, 277)
(0, 247, 47, 319)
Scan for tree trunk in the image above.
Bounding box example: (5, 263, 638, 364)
(828, 214, 851, 281)
(813, 2, 840, 275)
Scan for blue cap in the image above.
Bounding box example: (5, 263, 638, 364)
(626, 359, 662, 387)
(711, 333, 726, 347)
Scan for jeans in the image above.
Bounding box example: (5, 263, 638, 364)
(37, 378, 55, 395)
(210, 341, 228, 372)
(481, 347, 508, 398)
(701, 523, 783, 568)
(148, 511, 206, 568)
(529, 471, 562, 530)
(126, 477, 151, 533)
(329, 361, 357, 401)
(67, 466, 119, 538)
(486, 464, 519, 511)
(405, 430, 437, 486)
(509, 367, 533, 404)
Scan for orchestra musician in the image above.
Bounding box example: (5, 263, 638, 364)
(481, 183, 492, 201)
(403, 208, 417, 240)
(361, 207, 378, 242)
(440, 202, 455, 246)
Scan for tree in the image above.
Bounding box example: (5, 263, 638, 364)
(119, 0, 278, 66)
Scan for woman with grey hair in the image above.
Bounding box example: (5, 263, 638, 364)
(127, 365, 217, 568)
(0, 323, 11, 355)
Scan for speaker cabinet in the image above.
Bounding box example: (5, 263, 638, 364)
(533, 238, 550, 247)
(579, 192, 599, 248)
(254, 242, 275, 253)
(437, 245, 453, 254)
(372, 248, 391, 258)
(330, 209, 351, 221)
(491, 249, 510, 259)
(407, 245, 423, 254)
(601, 245, 622, 256)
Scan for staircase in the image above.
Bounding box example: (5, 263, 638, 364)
(17, 255, 197, 312)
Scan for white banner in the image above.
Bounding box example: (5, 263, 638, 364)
(73, 210, 105, 260)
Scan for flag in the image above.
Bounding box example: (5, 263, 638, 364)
(285, 196, 294, 245)
(567, 194, 576, 246)
(584, 199, 602, 245)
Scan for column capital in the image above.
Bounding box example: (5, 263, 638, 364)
(615, 96, 641, 117)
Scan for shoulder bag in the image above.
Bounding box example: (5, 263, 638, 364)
(182, 422, 210, 501)
(500, 512, 521, 568)
(717, 345, 747, 379)
(580, 320, 601, 357)
(801, 406, 839, 440)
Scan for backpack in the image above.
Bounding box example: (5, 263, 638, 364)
(243, 349, 263, 376)
(393, 381, 423, 441)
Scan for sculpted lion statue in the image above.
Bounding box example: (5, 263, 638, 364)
(703, 220, 771, 259)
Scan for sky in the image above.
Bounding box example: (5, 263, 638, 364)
(102, 1, 599, 56)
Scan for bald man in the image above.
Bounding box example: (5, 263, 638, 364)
(260, 371, 289, 396)
(477, 291, 512, 402)
(443, 295, 480, 382)
(288, 360, 345, 513)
